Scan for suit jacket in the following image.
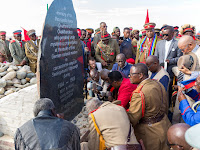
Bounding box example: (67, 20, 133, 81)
(9, 40, 28, 65)
(88, 102, 138, 150)
(0, 39, 12, 62)
(154, 38, 183, 78)
(127, 79, 171, 150)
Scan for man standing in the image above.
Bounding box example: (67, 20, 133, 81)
(0, 31, 12, 62)
(128, 63, 171, 150)
(154, 26, 182, 78)
(93, 22, 107, 49)
(95, 32, 120, 70)
(112, 53, 132, 78)
(25, 29, 39, 73)
(108, 71, 137, 109)
(14, 98, 80, 150)
(9, 30, 27, 65)
(135, 23, 161, 64)
(146, 55, 170, 91)
(120, 27, 135, 60)
(131, 29, 140, 58)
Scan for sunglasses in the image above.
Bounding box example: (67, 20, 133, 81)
(163, 34, 169, 36)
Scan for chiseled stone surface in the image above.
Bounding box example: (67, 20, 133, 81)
(0, 84, 38, 136)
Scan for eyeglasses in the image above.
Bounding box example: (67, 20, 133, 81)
(147, 63, 154, 69)
(167, 141, 183, 149)
(181, 44, 188, 51)
(129, 72, 141, 76)
(163, 34, 169, 36)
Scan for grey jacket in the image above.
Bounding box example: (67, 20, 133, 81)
(154, 38, 183, 78)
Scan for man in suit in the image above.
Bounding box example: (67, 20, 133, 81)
(154, 25, 183, 79)
(25, 29, 39, 73)
(9, 30, 28, 65)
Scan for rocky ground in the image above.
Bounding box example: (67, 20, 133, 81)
(0, 63, 36, 98)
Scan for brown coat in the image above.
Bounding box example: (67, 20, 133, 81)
(88, 102, 139, 150)
(95, 39, 120, 70)
(127, 78, 171, 150)
(25, 39, 40, 73)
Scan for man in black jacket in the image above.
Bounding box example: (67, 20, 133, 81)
(14, 98, 80, 150)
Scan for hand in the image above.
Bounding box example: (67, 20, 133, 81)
(165, 59, 170, 63)
(85, 47, 89, 52)
(179, 65, 192, 75)
(57, 113, 64, 119)
(118, 40, 123, 45)
(178, 86, 186, 102)
(101, 61, 108, 66)
(108, 96, 114, 102)
(172, 85, 178, 90)
(20, 60, 26, 66)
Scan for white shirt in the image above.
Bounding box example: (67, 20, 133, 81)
(164, 39, 173, 70)
(32, 40, 37, 46)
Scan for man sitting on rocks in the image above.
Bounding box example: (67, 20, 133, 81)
(84, 97, 142, 150)
(14, 98, 80, 150)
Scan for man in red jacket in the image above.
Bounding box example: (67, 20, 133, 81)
(108, 71, 137, 109)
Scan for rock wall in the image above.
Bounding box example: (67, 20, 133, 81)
(0, 84, 38, 136)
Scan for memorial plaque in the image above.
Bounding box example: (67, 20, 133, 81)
(39, 0, 84, 120)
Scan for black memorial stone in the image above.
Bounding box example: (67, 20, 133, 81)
(39, 0, 84, 121)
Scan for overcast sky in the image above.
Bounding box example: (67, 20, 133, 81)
(1, 0, 200, 37)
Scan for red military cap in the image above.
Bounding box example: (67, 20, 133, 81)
(0, 31, 6, 36)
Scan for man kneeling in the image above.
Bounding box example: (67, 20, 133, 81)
(85, 98, 143, 150)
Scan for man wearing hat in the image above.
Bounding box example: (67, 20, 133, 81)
(174, 26, 180, 39)
(0, 31, 12, 62)
(131, 29, 140, 57)
(111, 27, 121, 44)
(141, 29, 146, 38)
(9, 30, 27, 66)
(154, 28, 161, 38)
(95, 32, 120, 70)
(93, 22, 107, 49)
(25, 29, 39, 73)
(135, 23, 161, 64)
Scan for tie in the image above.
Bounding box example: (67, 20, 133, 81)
(19, 42, 22, 48)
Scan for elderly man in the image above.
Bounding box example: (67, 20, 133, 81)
(0, 31, 12, 62)
(9, 30, 28, 65)
(146, 55, 170, 91)
(178, 75, 200, 126)
(14, 98, 80, 150)
(120, 27, 135, 60)
(128, 63, 171, 150)
(93, 22, 107, 49)
(178, 35, 200, 62)
(86, 98, 141, 150)
(112, 53, 132, 78)
(167, 123, 192, 150)
(135, 23, 161, 64)
(108, 71, 137, 109)
(95, 32, 120, 70)
(25, 29, 39, 73)
(155, 25, 183, 78)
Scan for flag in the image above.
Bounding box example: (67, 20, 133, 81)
(181, 78, 196, 89)
(145, 9, 149, 24)
(21, 27, 30, 41)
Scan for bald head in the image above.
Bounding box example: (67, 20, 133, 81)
(116, 53, 126, 60)
(178, 35, 196, 54)
(146, 55, 159, 64)
(90, 69, 99, 82)
(116, 53, 126, 68)
(167, 123, 191, 150)
(100, 69, 110, 82)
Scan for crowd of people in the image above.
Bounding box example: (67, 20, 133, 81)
(3, 21, 200, 150)
(0, 29, 39, 73)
